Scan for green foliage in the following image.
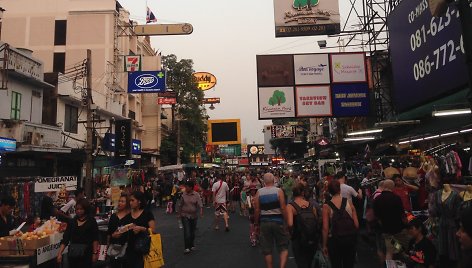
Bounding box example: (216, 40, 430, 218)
(269, 90, 286, 106)
(161, 54, 207, 165)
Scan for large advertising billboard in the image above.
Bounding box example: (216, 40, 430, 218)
(388, 0, 469, 112)
(273, 0, 341, 37)
(256, 52, 369, 119)
(207, 119, 241, 145)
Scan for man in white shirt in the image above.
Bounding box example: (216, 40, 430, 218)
(336, 172, 363, 200)
(212, 175, 230, 232)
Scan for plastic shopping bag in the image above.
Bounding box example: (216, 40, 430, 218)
(144, 231, 165, 268)
(313, 250, 331, 268)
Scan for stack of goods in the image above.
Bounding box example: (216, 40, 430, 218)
(0, 219, 66, 256)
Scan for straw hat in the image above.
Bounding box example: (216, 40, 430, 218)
(384, 167, 400, 179)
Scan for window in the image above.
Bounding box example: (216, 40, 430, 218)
(54, 20, 67, 46)
(10, 91, 21, 120)
(53, 53, 65, 73)
(64, 104, 78, 133)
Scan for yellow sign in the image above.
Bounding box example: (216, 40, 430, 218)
(207, 119, 241, 145)
(193, 72, 217, 91)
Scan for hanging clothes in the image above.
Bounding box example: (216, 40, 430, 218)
(429, 190, 462, 261)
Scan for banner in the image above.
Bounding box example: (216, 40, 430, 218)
(258, 87, 296, 119)
(273, 0, 341, 37)
(271, 125, 296, 138)
(0, 137, 16, 152)
(34, 176, 77, 193)
(296, 86, 332, 117)
(330, 53, 367, 83)
(332, 83, 370, 117)
(115, 119, 132, 158)
(128, 71, 166, 93)
(294, 54, 330, 85)
(124, 55, 141, 72)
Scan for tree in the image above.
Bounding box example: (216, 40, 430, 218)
(269, 90, 286, 106)
(160, 54, 207, 165)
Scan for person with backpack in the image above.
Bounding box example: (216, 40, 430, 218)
(322, 180, 359, 268)
(287, 183, 318, 268)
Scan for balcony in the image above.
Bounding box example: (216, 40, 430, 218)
(0, 120, 70, 153)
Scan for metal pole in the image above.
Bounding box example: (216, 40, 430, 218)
(85, 49, 93, 198)
(176, 118, 181, 165)
(457, 0, 472, 103)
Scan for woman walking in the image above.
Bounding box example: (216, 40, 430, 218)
(322, 180, 359, 268)
(107, 194, 131, 268)
(57, 198, 99, 268)
(126, 191, 156, 268)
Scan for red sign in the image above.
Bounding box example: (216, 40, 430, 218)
(316, 138, 330, 146)
(203, 98, 221, 104)
(157, 98, 177, 105)
(158, 91, 177, 98)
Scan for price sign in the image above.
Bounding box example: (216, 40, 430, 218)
(388, 0, 470, 112)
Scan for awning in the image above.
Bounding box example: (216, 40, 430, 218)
(398, 115, 472, 140)
(16, 145, 71, 153)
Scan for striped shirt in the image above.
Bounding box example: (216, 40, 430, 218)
(258, 186, 283, 223)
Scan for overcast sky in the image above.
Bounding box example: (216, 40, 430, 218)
(119, 0, 364, 144)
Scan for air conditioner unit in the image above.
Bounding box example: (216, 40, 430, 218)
(32, 132, 42, 146)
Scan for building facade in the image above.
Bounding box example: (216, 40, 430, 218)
(0, 0, 162, 178)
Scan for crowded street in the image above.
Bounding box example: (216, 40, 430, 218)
(0, 0, 472, 267)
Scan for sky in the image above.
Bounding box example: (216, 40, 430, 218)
(119, 0, 365, 144)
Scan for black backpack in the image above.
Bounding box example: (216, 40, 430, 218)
(291, 201, 318, 247)
(201, 177, 209, 190)
(327, 198, 357, 237)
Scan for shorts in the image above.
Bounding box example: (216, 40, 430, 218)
(382, 229, 410, 255)
(215, 203, 228, 216)
(259, 221, 289, 255)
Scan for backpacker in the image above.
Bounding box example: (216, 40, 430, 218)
(290, 201, 318, 247)
(327, 198, 357, 237)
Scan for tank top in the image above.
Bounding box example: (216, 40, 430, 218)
(259, 186, 283, 223)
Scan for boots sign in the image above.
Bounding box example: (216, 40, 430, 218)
(34, 176, 77, 193)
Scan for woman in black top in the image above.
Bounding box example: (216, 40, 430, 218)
(57, 198, 99, 268)
(108, 194, 131, 268)
(126, 191, 156, 268)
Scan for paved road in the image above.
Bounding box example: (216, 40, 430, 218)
(152, 205, 379, 268)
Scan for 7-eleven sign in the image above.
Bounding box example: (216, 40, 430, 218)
(124, 55, 142, 72)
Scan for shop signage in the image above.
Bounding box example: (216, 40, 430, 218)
(132, 140, 142, 155)
(257, 52, 367, 119)
(388, 0, 469, 111)
(331, 83, 370, 117)
(257, 55, 294, 87)
(294, 54, 330, 85)
(128, 71, 166, 93)
(0, 137, 16, 152)
(296, 86, 332, 117)
(193, 72, 217, 91)
(158, 91, 177, 98)
(157, 97, 177, 105)
(115, 120, 132, 158)
(259, 87, 296, 119)
(220, 144, 242, 156)
(124, 55, 141, 72)
(203, 97, 221, 104)
(316, 138, 330, 146)
(36, 233, 66, 265)
(271, 125, 296, 138)
(330, 53, 367, 83)
(248, 144, 265, 157)
(34, 176, 78, 192)
(273, 0, 341, 37)
(239, 158, 249, 166)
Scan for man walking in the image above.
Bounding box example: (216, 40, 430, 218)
(254, 173, 289, 268)
(212, 174, 230, 231)
(373, 179, 409, 261)
(179, 180, 203, 254)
